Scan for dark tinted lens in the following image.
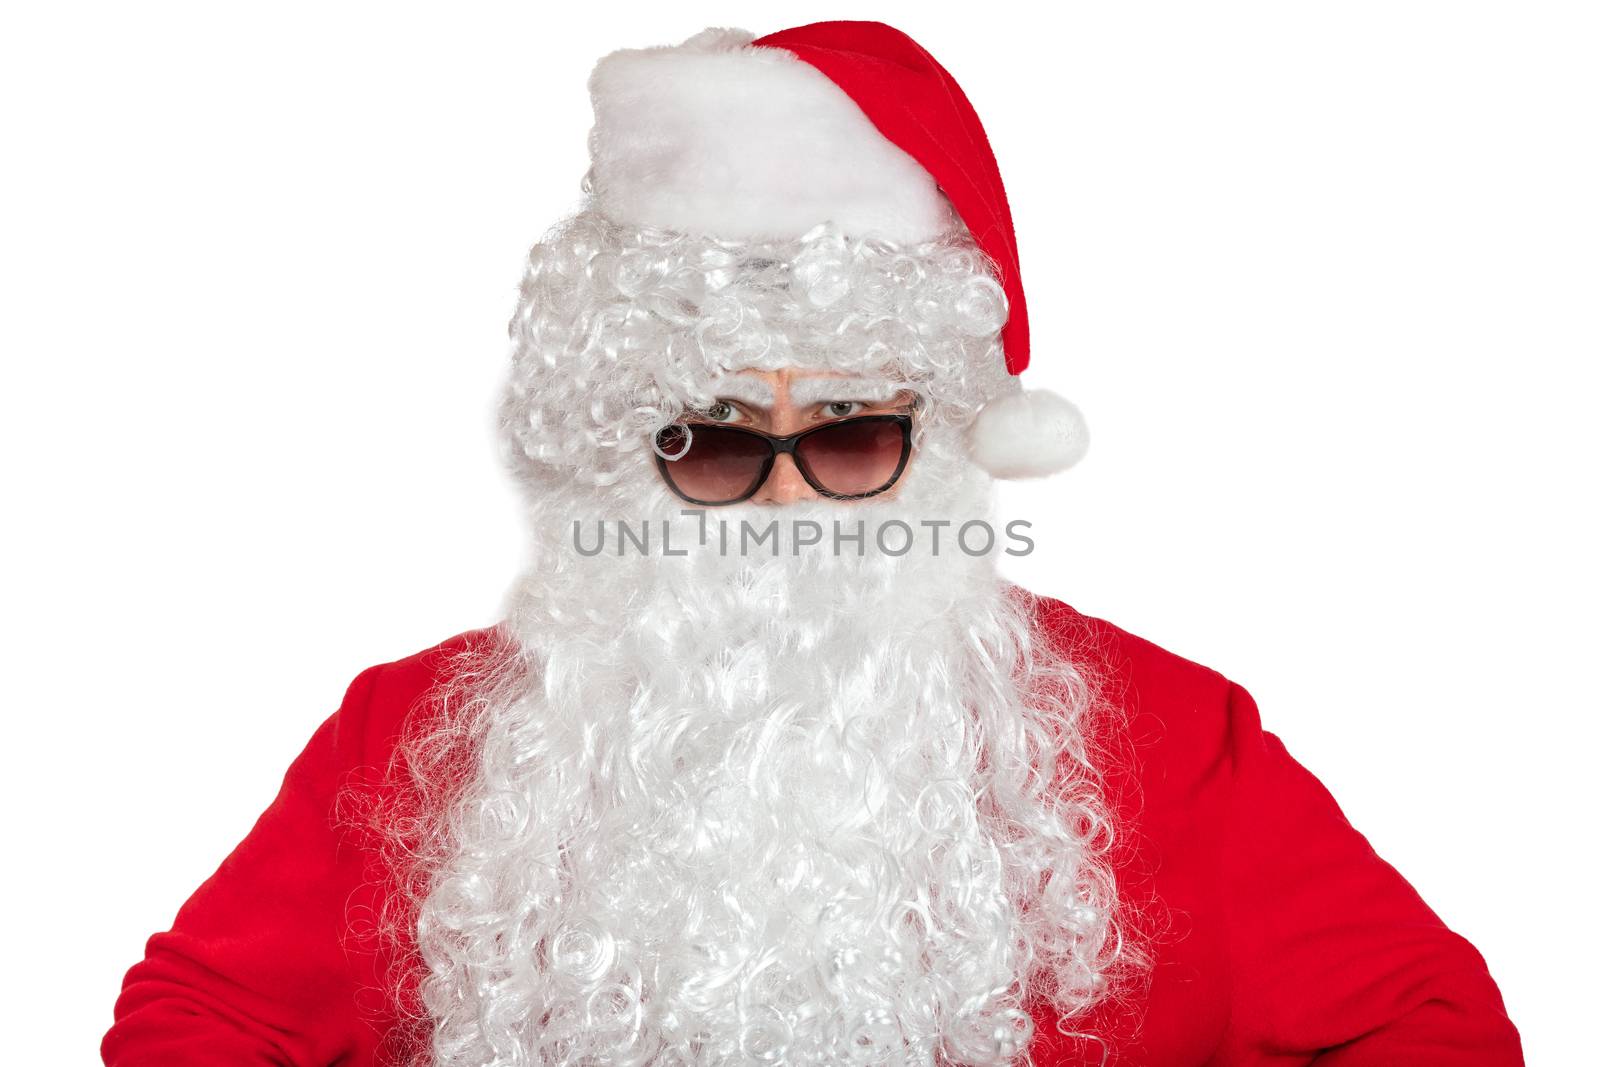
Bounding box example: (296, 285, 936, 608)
(795, 417, 908, 497)
(656, 424, 772, 504)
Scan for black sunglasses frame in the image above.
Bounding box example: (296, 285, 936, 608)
(653, 413, 914, 506)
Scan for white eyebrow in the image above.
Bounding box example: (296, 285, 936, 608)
(703, 375, 775, 406)
(788, 377, 910, 406)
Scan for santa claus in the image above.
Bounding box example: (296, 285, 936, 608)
(101, 21, 1523, 1067)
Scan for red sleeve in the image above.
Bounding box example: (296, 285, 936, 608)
(1218, 681, 1524, 1064)
(100, 664, 383, 1067)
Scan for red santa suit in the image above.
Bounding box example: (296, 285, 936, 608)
(100, 595, 1523, 1066)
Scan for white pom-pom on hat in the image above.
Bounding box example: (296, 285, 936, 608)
(966, 388, 1090, 479)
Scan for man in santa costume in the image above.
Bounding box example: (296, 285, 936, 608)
(101, 21, 1522, 1067)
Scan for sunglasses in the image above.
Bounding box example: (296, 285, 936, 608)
(653, 413, 914, 506)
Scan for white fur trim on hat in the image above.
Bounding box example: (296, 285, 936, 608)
(967, 389, 1090, 479)
(585, 27, 957, 243)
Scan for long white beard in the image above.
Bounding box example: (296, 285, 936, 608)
(398, 445, 1125, 1066)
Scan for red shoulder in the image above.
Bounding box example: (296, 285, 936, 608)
(335, 624, 508, 774)
(1024, 589, 1234, 720)
(1020, 589, 1238, 810)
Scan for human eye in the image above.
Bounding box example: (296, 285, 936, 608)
(820, 400, 866, 419)
(696, 399, 746, 423)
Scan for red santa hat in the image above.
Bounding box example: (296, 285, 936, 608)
(586, 21, 1089, 478)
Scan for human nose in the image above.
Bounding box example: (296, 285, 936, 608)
(751, 452, 820, 504)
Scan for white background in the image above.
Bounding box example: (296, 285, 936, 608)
(3, 3, 1594, 1062)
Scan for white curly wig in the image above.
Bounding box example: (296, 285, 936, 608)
(498, 207, 1021, 495)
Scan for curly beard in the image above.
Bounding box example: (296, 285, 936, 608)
(381, 428, 1135, 1067)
